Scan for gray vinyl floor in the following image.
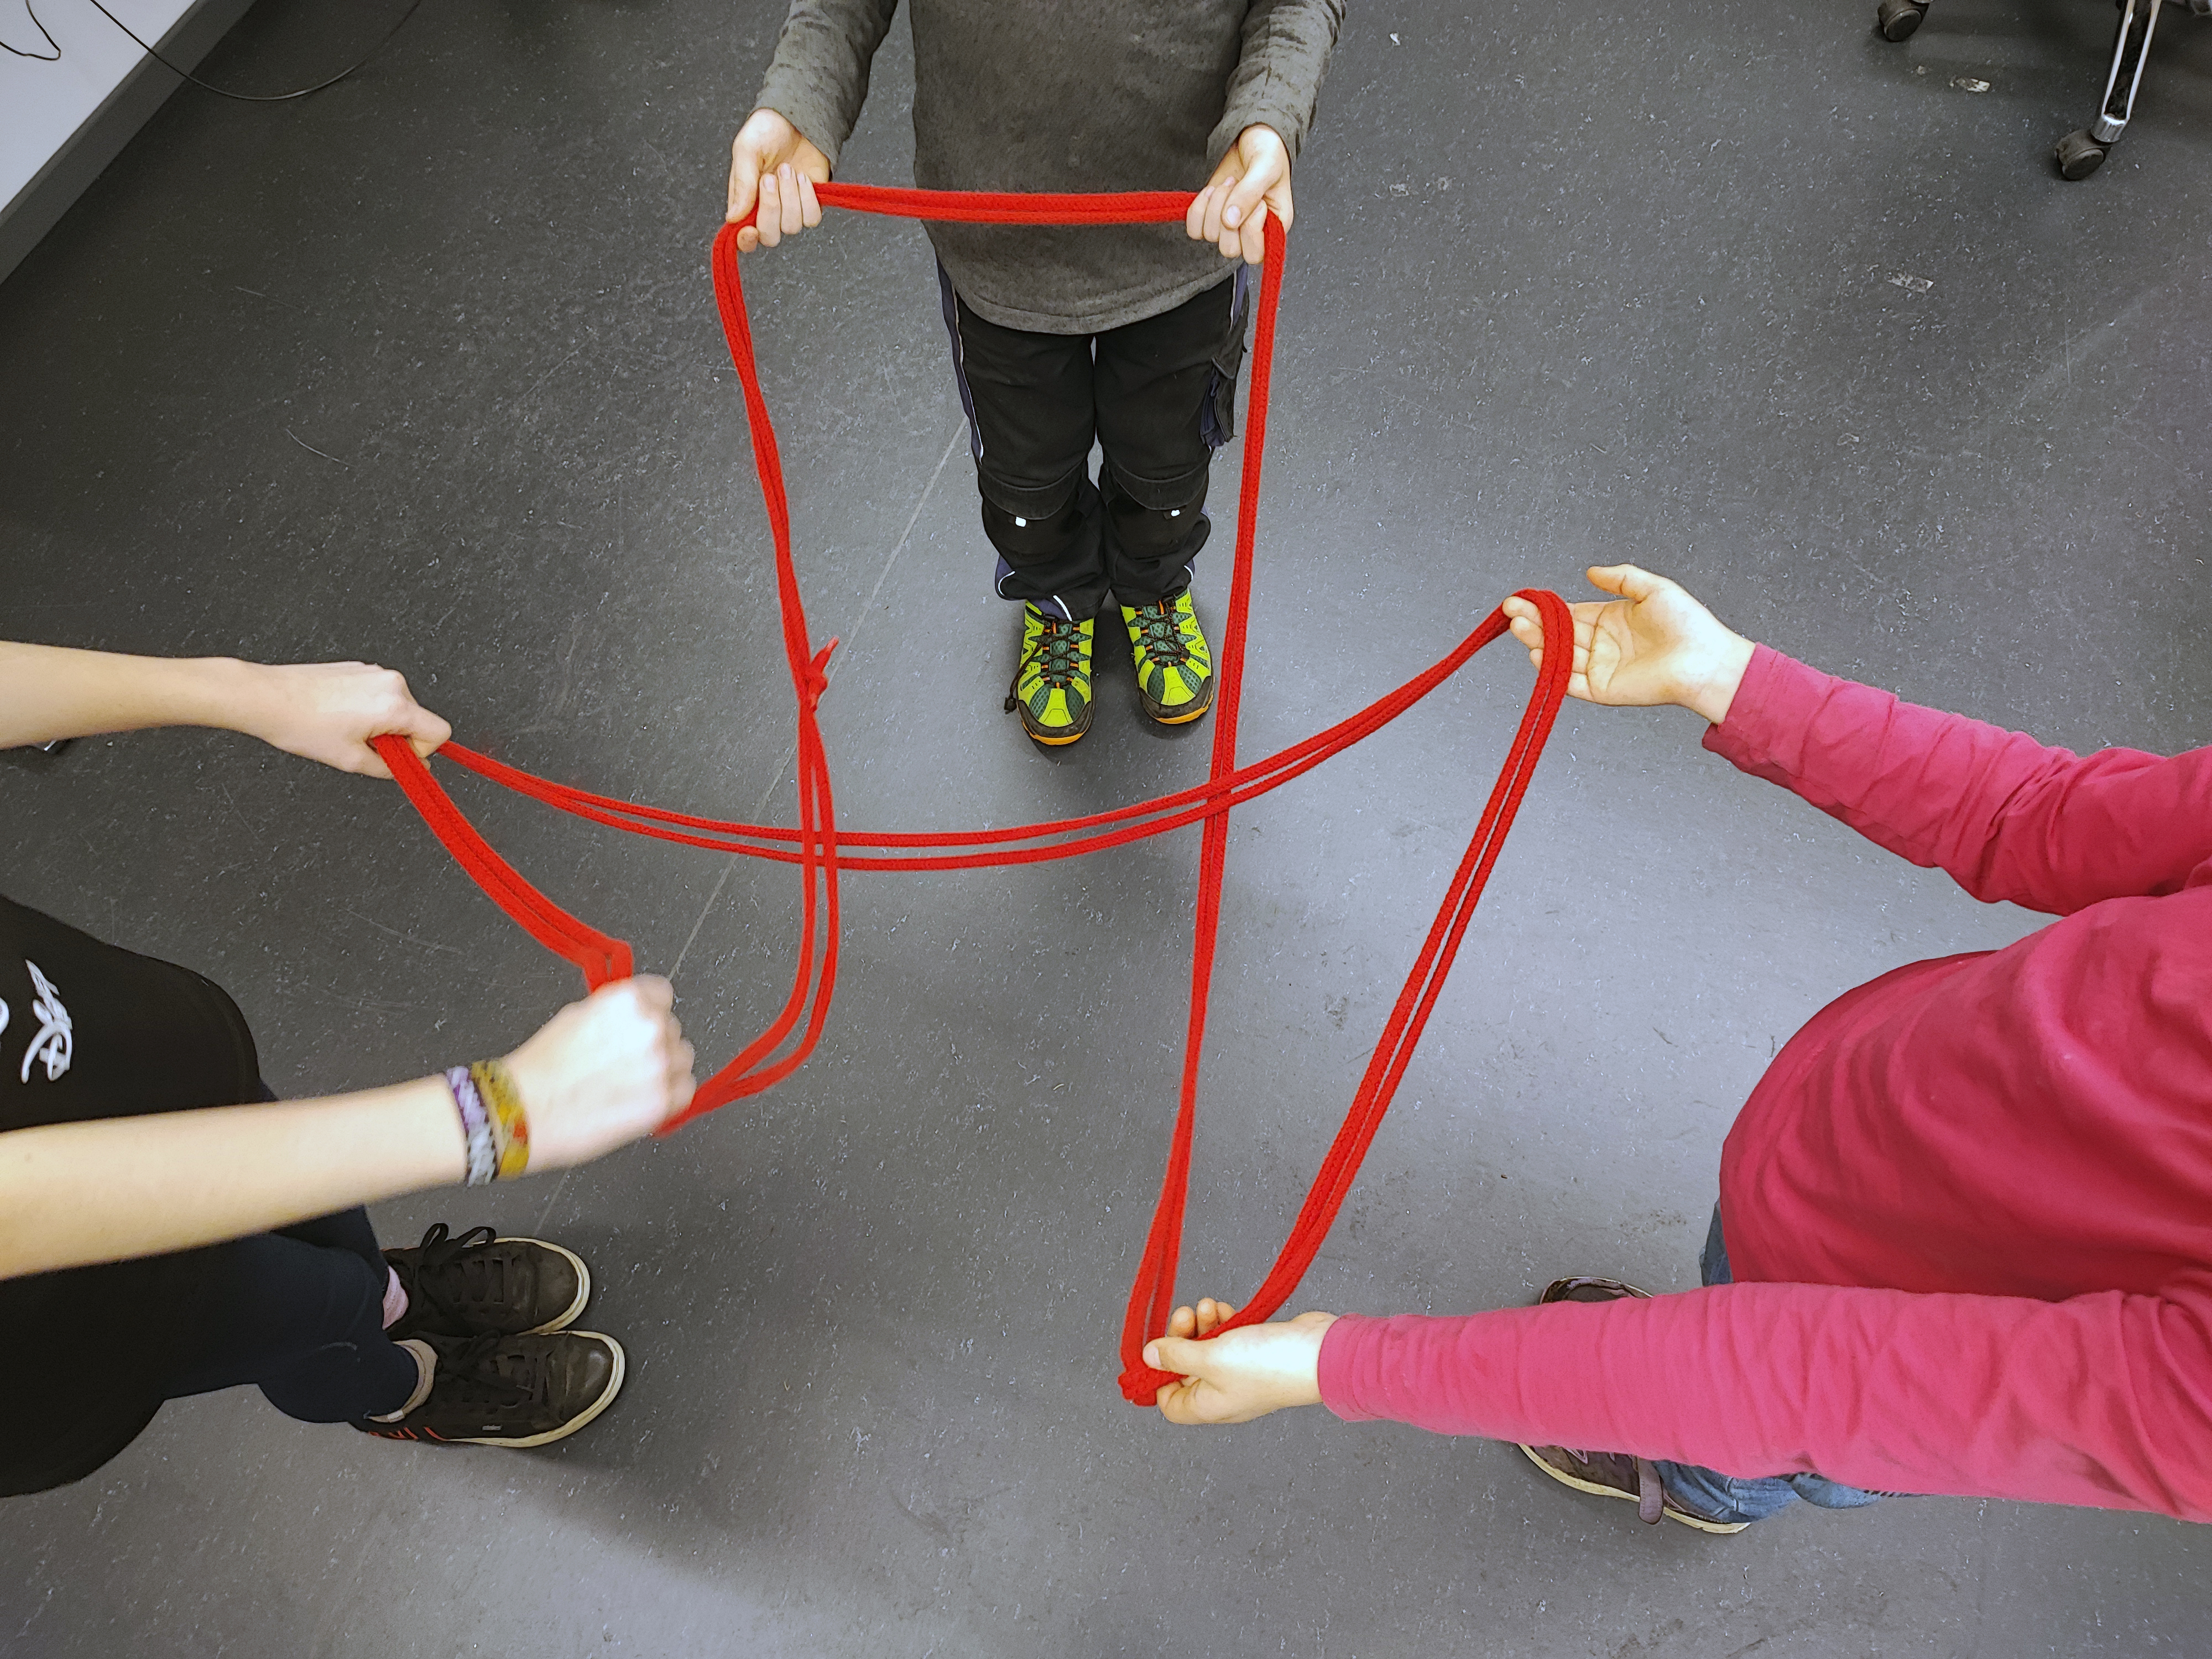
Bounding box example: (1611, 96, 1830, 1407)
(3, 0, 2209, 1653)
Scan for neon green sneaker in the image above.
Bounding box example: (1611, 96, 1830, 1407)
(1003, 605, 1094, 746)
(1120, 590, 1215, 726)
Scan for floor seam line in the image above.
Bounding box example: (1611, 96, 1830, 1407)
(667, 415, 966, 984)
(535, 425, 959, 1233)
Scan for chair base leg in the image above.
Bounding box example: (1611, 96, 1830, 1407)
(1875, 0, 1928, 40)
(2054, 128, 2109, 180)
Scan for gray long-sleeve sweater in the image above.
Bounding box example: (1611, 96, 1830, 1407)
(754, 1, 1343, 333)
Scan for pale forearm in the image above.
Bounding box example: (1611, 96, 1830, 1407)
(2, 644, 447, 776)
(0, 1081, 466, 1278)
(1680, 631, 1756, 724)
(0, 644, 271, 749)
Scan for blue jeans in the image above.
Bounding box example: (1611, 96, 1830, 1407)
(1652, 1208, 1887, 1527)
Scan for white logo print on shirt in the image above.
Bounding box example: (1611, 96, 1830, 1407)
(19, 961, 72, 1083)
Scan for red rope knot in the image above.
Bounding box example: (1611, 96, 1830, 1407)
(1118, 1363, 1175, 1407)
(802, 637, 839, 710)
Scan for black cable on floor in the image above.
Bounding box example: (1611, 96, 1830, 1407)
(2, 0, 62, 58)
(3, 0, 427, 100)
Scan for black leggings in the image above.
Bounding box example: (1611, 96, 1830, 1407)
(161, 1207, 416, 1422)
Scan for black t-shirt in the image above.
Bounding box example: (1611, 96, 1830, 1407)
(0, 894, 260, 1495)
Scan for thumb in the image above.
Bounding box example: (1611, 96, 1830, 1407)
(1220, 147, 1276, 231)
(1585, 562, 1664, 601)
(1144, 1335, 1213, 1378)
(402, 707, 453, 759)
(728, 143, 766, 225)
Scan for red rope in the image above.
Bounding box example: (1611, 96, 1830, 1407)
(369, 183, 1572, 1406)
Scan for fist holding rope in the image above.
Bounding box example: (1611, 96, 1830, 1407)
(1143, 1298, 1338, 1426)
(500, 978, 697, 1169)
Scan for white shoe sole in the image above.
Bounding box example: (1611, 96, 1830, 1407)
(456, 1333, 626, 1449)
(1518, 1443, 1749, 1535)
(493, 1235, 591, 1333)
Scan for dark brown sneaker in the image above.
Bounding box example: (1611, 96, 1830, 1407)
(1518, 1442, 1747, 1533)
(354, 1330, 625, 1448)
(384, 1223, 589, 1340)
(1516, 1275, 1749, 1535)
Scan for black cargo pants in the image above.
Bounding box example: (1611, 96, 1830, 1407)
(938, 264, 1251, 623)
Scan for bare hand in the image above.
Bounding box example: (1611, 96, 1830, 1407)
(238, 661, 451, 779)
(499, 977, 696, 1170)
(1143, 1298, 1338, 1425)
(727, 108, 831, 252)
(1187, 124, 1292, 264)
(1502, 564, 1755, 724)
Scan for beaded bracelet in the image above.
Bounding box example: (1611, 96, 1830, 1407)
(443, 1066, 497, 1187)
(470, 1057, 531, 1180)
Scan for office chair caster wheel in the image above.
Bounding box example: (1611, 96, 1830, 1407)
(2055, 128, 2107, 180)
(1877, 0, 1928, 40)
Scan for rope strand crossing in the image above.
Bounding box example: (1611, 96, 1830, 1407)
(370, 185, 1572, 1407)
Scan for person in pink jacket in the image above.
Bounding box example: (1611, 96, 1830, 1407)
(1140, 564, 2212, 1533)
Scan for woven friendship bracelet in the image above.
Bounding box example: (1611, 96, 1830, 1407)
(444, 1066, 497, 1187)
(471, 1058, 531, 1180)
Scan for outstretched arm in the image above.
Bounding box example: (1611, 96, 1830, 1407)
(1501, 567, 2212, 911)
(0, 644, 448, 779)
(1146, 1285, 2212, 1522)
(0, 639, 696, 1274)
(0, 978, 695, 1279)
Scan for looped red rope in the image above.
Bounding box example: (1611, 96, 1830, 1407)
(370, 183, 1572, 1406)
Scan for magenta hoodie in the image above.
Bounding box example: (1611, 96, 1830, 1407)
(1318, 645, 2212, 1521)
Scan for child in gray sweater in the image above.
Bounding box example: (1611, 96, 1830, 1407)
(725, 1, 1342, 747)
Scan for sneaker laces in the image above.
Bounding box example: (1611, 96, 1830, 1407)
(394, 1223, 506, 1325)
(1129, 601, 1192, 669)
(427, 1333, 549, 1415)
(1031, 614, 1086, 686)
(1005, 613, 1086, 710)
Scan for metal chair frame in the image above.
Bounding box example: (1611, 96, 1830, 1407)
(1874, 0, 2211, 178)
